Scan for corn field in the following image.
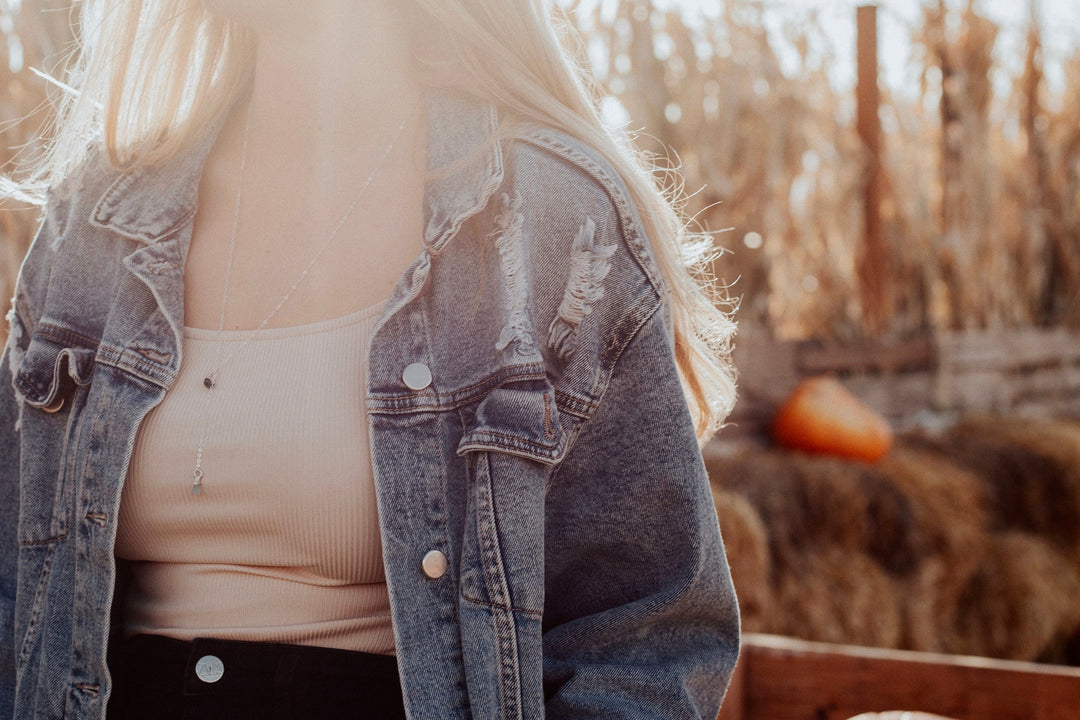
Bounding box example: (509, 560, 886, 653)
(572, 0, 1080, 339)
(2, 0, 1079, 340)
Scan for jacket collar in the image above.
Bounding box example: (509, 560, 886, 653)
(90, 88, 504, 252)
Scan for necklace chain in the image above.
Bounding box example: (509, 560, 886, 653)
(190, 102, 413, 495)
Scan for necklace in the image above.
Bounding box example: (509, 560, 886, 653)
(190, 102, 412, 495)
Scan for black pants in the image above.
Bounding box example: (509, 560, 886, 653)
(107, 635, 407, 720)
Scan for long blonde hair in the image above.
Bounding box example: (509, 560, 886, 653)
(22, 0, 736, 440)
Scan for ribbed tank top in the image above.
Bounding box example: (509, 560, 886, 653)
(115, 301, 394, 655)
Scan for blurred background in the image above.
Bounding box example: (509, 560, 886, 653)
(2, 1, 1080, 716)
(3, 0, 1079, 342)
(568, 0, 1080, 340)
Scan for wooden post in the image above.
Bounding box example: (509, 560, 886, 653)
(857, 4, 887, 336)
(933, 0, 963, 328)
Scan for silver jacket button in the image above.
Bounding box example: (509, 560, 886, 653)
(402, 362, 432, 391)
(422, 550, 448, 579)
(194, 655, 225, 683)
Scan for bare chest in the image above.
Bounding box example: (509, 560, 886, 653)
(183, 170, 425, 331)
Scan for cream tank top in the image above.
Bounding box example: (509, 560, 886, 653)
(114, 301, 395, 655)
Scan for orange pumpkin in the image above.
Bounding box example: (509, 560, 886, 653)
(770, 376, 893, 462)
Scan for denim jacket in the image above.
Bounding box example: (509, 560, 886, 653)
(0, 90, 739, 719)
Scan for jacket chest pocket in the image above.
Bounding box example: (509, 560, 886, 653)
(456, 380, 566, 616)
(11, 328, 96, 545)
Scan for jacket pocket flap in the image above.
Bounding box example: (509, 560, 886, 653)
(457, 379, 566, 465)
(12, 328, 96, 409)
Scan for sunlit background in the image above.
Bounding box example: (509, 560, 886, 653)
(657, 0, 1077, 94)
(556, 0, 1080, 341)
(3, 0, 1080, 340)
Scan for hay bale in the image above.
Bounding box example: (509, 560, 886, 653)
(952, 532, 1080, 662)
(714, 448, 922, 572)
(709, 449, 814, 570)
(710, 445, 923, 644)
(876, 442, 992, 652)
(712, 489, 772, 633)
(955, 416, 1080, 554)
(789, 455, 873, 553)
(794, 457, 924, 575)
(773, 547, 903, 649)
(905, 558, 978, 655)
(877, 442, 989, 558)
(912, 420, 1080, 553)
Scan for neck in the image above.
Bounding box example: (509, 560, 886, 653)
(200, 2, 427, 223)
(246, 4, 423, 151)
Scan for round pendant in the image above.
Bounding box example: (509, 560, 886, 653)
(203, 377, 214, 389)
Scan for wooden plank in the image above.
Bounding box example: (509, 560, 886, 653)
(798, 337, 934, 375)
(1012, 366, 1080, 400)
(1013, 398, 1080, 420)
(948, 369, 1013, 411)
(938, 329, 1080, 372)
(731, 328, 1080, 428)
(716, 648, 747, 720)
(733, 333, 800, 402)
(843, 372, 934, 419)
(740, 634, 1080, 720)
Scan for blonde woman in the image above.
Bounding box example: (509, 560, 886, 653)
(0, 1, 740, 718)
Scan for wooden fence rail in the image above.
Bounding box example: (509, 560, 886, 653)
(725, 328, 1080, 439)
(718, 634, 1080, 720)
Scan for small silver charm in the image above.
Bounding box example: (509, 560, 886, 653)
(191, 468, 204, 495)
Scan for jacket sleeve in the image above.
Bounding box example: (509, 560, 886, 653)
(0, 333, 21, 720)
(541, 304, 740, 719)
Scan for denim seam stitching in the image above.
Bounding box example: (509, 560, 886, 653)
(458, 431, 561, 461)
(34, 324, 98, 350)
(93, 346, 174, 389)
(15, 540, 57, 666)
(473, 453, 524, 719)
(16, 533, 68, 547)
(367, 364, 549, 412)
(16, 384, 82, 546)
(459, 594, 543, 619)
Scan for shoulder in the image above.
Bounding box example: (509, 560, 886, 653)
(9, 149, 111, 327)
(460, 122, 673, 409)
(34, 146, 121, 239)
(496, 124, 664, 297)
(8, 141, 182, 345)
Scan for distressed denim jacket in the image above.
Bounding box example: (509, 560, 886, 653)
(0, 90, 739, 719)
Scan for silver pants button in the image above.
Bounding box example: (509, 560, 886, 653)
(195, 654, 225, 683)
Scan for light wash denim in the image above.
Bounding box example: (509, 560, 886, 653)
(0, 89, 739, 719)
